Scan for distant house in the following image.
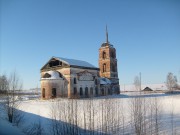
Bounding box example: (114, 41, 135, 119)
(40, 28, 120, 99)
(143, 87, 153, 91)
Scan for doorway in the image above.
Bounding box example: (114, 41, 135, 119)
(52, 88, 56, 98)
(42, 88, 45, 98)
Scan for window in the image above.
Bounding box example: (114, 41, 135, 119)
(43, 73, 51, 78)
(108, 88, 112, 95)
(111, 52, 114, 58)
(101, 88, 105, 96)
(85, 87, 88, 97)
(90, 87, 93, 95)
(49, 60, 62, 67)
(103, 51, 106, 59)
(95, 79, 98, 85)
(103, 64, 106, 72)
(112, 64, 115, 72)
(74, 87, 77, 95)
(95, 87, 98, 96)
(115, 63, 117, 72)
(42, 88, 45, 98)
(52, 88, 56, 98)
(74, 78, 77, 84)
(80, 87, 83, 96)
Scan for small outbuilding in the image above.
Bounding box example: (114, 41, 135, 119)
(143, 87, 153, 91)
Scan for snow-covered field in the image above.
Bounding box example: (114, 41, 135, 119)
(1, 92, 180, 135)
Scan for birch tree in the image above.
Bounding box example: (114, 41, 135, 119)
(134, 76, 141, 91)
(6, 70, 23, 124)
(166, 72, 177, 91)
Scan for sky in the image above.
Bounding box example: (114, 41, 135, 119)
(0, 0, 180, 89)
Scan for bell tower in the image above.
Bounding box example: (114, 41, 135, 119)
(98, 26, 120, 93)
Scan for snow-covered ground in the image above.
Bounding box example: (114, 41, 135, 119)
(1, 92, 180, 135)
(0, 119, 25, 135)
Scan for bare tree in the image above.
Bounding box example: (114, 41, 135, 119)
(23, 119, 44, 135)
(130, 97, 144, 135)
(171, 97, 174, 135)
(6, 70, 23, 123)
(0, 74, 8, 94)
(166, 72, 177, 92)
(134, 76, 141, 91)
(49, 101, 61, 135)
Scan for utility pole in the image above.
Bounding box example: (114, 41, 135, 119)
(139, 72, 141, 91)
(179, 69, 180, 83)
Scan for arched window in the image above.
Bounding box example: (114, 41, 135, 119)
(43, 73, 51, 78)
(102, 51, 106, 59)
(74, 78, 77, 84)
(85, 87, 88, 97)
(80, 87, 83, 96)
(111, 52, 114, 58)
(42, 88, 45, 98)
(108, 88, 112, 95)
(90, 87, 93, 95)
(95, 87, 98, 96)
(74, 87, 77, 95)
(101, 88, 105, 96)
(103, 63, 106, 72)
(115, 63, 117, 72)
(111, 64, 115, 72)
(95, 79, 98, 85)
(52, 88, 56, 98)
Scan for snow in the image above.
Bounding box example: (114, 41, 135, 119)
(1, 93, 180, 134)
(17, 93, 180, 134)
(55, 57, 97, 68)
(0, 119, 25, 135)
(41, 70, 62, 80)
(99, 77, 111, 84)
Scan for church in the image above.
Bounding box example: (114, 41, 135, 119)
(40, 28, 120, 99)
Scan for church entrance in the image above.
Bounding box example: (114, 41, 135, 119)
(42, 88, 45, 98)
(52, 88, 56, 98)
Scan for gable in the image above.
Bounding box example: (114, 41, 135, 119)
(56, 57, 97, 69)
(77, 70, 95, 81)
(41, 57, 99, 71)
(41, 58, 69, 71)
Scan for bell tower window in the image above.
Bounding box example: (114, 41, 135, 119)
(74, 78, 77, 84)
(111, 51, 114, 58)
(103, 63, 106, 72)
(102, 51, 106, 59)
(111, 64, 116, 72)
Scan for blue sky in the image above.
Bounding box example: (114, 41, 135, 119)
(1, 0, 180, 89)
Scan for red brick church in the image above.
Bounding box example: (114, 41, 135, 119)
(40, 27, 120, 99)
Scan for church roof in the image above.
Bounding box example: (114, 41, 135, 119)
(55, 57, 97, 69)
(101, 43, 114, 47)
(41, 56, 99, 70)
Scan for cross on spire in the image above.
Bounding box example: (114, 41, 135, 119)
(106, 25, 109, 44)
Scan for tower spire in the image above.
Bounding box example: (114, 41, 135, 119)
(106, 25, 109, 44)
